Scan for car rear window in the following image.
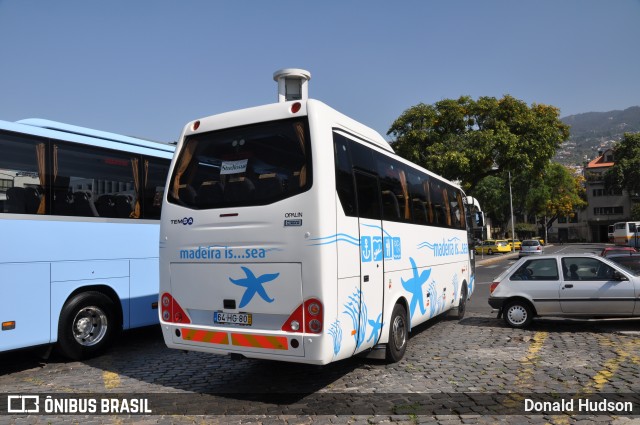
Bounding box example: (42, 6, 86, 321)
(522, 240, 539, 247)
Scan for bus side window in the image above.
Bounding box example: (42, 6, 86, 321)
(354, 171, 381, 220)
(0, 133, 46, 215)
(375, 153, 410, 222)
(407, 172, 428, 225)
(430, 181, 445, 225)
(53, 143, 138, 218)
(143, 158, 170, 219)
(455, 190, 466, 229)
(449, 188, 462, 229)
(333, 133, 356, 217)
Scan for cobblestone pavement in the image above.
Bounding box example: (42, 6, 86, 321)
(1, 312, 640, 424)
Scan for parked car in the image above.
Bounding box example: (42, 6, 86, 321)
(600, 246, 638, 257)
(488, 254, 639, 328)
(518, 239, 544, 258)
(507, 239, 522, 251)
(532, 236, 545, 246)
(607, 253, 640, 274)
(474, 239, 511, 255)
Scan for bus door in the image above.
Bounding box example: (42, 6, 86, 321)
(354, 171, 384, 352)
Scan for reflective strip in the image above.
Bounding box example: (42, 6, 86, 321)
(182, 329, 229, 345)
(231, 333, 288, 350)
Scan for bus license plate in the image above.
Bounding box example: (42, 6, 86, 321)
(214, 311, 252, 326)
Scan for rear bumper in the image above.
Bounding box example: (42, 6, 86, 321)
(518, 251, 543, 258)
(488, 297, 506, 310)
(160, 322, 333, 364)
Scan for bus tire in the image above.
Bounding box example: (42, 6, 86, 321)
(385, 303, 408, 363)
(56, 291, 120, 360)
(452, 284, 468, 320)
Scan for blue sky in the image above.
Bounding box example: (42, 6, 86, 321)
(1, 1, 638, 143)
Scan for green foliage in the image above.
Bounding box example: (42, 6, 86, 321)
(631, 203, 640, 221)
(387, 95, 570, 192)
(388, 95, 586, 227)
(527, 163, 587, 219)
(472, 175, 509, 223)
(605, 132, 640, 196)
(514, 223, 537, 239)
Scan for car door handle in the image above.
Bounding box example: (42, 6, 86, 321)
(564, 284, 573, 289)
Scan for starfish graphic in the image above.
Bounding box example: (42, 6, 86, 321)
(367, 313, 383, 342)
(401, 257, 431, 319)
(229, 267, 280, 308)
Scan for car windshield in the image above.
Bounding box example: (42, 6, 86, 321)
(608, 256, 640, 275)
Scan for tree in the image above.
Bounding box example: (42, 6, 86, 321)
(387, 95, 570, 192)
(526, 163, 587, 227)
(605, 132, 640, 197)
(471, 163, 586, 232)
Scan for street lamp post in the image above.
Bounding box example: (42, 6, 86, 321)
(509, 171, 515, 253)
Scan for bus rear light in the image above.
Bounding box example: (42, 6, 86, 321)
(308, 319, 322, 333)
(489, 282, 500, 294)
(291, 102, 301, 114)
(160, 292, 191, 324)
(2, 321, 15, 331)
(307, 302, 321, 316)
(192, 120, 200, 131)
(282, 304, 303, 332)
(282, 298, 323, 333)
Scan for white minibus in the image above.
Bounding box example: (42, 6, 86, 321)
(159, 69, 478, 364)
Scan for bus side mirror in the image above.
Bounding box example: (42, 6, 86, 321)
(475, 212, 484, 227)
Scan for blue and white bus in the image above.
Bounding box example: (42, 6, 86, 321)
(159, 69, 479, 364)
(0, 118, 174, 360)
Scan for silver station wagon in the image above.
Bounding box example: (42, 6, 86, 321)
(488, 254, 640, 328)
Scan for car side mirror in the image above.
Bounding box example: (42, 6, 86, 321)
(612, 270, 628, 281)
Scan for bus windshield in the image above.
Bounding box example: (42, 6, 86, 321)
(168, 118, 311, 209)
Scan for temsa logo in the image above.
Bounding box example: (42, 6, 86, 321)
(171, 217, 194, 225)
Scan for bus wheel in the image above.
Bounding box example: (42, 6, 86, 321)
(385, 303, 408, 363)
(56, 291, 120, 360)
(453, 285, 468, 320)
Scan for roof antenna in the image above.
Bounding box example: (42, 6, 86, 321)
(273, 68, 311, 103)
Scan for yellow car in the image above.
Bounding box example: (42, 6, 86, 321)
(474, 239, 512, 255)
(507, 239, 522, 250)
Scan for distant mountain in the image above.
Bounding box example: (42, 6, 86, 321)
(555, 106, 640, 165)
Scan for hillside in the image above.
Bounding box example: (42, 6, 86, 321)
(555, 106, 640, 165)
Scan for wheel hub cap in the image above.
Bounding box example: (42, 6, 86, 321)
(508, 306, 527, 324)
(72, 306, 108, 346)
